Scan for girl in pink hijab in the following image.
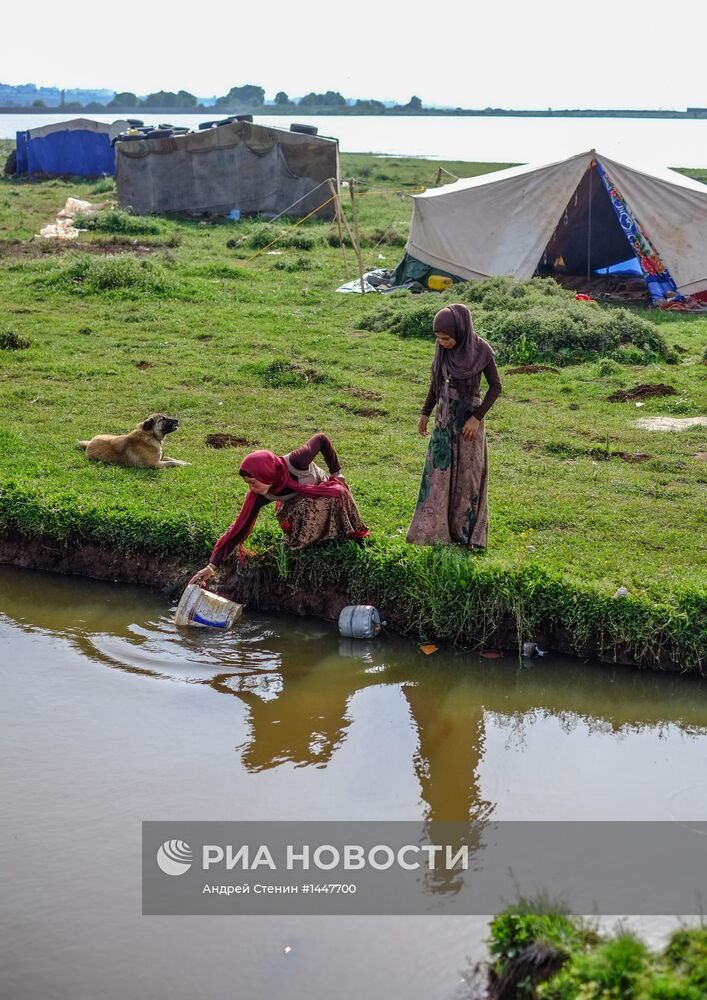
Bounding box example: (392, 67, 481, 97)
(406, 303, 502, 548)
(189, 433, 369, 585)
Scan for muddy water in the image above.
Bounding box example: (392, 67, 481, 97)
(1, 565, 706, 1000)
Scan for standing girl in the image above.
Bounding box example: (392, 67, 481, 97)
(406, 303, 501, 548)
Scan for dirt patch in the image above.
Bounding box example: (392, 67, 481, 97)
(197, 334, 213, 341)
(205, 433, 254, 449)
(694, 452, 707, 461)
(636, 416, 707, 431)
(617, 452, 652, 463)
(338, 402, 389, 418)
(135, 360, 155, 370)
(505, 364, 560, 375)
(608, 383, 677, 402)
(673, 343, 689, 354)
(345, 387, 384, 401)
(0, 238, 162, 259)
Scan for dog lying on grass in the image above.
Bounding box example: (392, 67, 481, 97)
(77, 413, 190, 468)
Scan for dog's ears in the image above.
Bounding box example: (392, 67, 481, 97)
(142, 417, 155, 432)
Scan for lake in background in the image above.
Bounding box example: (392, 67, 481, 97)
(1, 113, 707, 167)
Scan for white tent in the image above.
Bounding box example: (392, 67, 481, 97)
(403, 150, 707, 299)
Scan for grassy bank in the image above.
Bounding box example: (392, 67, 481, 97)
(0, 153, 705, 669)
(475, 906, 707, 998)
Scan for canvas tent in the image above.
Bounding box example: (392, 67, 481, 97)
(15, 118, 128, 177)
(115, 120, 338, 219)
(396, 150, 707, 303)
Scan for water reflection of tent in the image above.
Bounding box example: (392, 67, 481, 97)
(115, 120, 338, 219)
(395, 150, 707, 303)
(15, 118, 128, 177)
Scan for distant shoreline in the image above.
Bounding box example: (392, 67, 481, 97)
(2, 107, 707, 120)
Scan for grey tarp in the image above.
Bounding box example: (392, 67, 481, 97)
(115, 120, 338, 218)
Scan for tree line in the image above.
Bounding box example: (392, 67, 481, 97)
(12, 84, 425, 114)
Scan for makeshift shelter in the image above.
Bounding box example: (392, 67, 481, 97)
(396, 150, 707, 303)
(115, 120, 338, 219)
(15, 119, 128, 177)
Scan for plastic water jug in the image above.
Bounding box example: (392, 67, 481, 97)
(427, 274, 454, 291)
(174, 584, 242, 629)
(338, 605, 382, 639)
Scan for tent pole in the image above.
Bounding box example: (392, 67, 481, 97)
(587, 165, 593, 287)
(348, 178, 366, 294)
(328, 179, 349, 279)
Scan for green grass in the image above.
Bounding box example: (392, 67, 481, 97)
(483, 909, 707, 999)
(0, 153, 705, 669)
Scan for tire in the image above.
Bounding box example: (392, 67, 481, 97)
(126, 118, 144, 126)
(290, 123, 318, 136)
(199, 120, 218, 130)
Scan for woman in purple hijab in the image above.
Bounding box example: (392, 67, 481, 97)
(406, 303, 502, 548)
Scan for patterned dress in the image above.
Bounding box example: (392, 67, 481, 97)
(406, 396, 489, 548)
(274, 457, 369, 550)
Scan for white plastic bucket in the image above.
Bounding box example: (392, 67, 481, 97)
(174, 584, 242, 629)
(338, 605, 381, 640)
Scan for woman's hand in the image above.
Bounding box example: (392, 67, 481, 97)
(461, 415, 481, 441)
(418, 415, 429, 437)
(188, 564, 216, 587)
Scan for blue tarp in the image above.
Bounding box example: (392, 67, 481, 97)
(596, 257, 643, 276)
(16, 129, 116, 177)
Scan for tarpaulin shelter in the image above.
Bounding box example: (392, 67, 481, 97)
(396, 150, 707, 303)
(115, 120, 339, 219)
(15, 118, 128, 177)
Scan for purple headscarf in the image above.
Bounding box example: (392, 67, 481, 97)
(431, 304, 494, 426)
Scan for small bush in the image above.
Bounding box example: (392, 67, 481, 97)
(273, 257, 312, 272)
(89, 178, 115, 194)
(327, 231, 354, 248)
(247, 224, 319, 252)
(596, 357, 622, 376)
(362, 227, 407, 248)
(0, 330, 30, 350)
(542, 933, 651, 998)
(240, 358, 332, 388)
(41, 254, 173, 295)
(360, 276, 676, 365)
(74, 207, 163, 236)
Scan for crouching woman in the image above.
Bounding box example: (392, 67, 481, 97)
(188, 433, 369, 585)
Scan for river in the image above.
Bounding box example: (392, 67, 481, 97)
(2, 113, 707, 167)
(1, 565, 705, 999)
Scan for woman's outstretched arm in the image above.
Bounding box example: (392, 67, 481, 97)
(209, 494, 270, 567)
(188, 493, 270, 584)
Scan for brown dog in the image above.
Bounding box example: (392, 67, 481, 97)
(77, 413, 190, 468)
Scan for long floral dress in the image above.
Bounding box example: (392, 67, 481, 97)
(275, 461, 369, 549)
(406, 398, 489, 548)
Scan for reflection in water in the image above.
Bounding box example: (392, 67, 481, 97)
(2, 565, 706, 830)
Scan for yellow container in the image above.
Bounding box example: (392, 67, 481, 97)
(427, 274, 454, 291)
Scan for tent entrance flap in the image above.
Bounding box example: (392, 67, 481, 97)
(536, 162, 632, 278)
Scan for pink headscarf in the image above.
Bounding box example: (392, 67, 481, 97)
(228, 449, 349, 552)
(240, 450, 348, 500)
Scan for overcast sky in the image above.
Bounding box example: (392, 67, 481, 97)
(4, 0, 704, 109)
